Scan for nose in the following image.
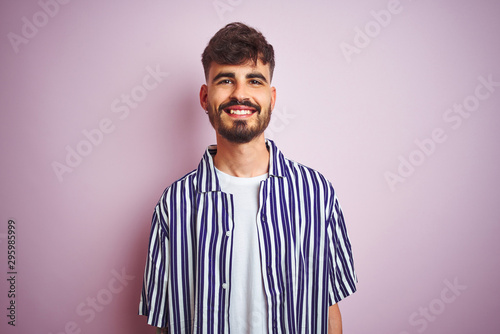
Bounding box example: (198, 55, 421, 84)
(230, 81, 249, 102)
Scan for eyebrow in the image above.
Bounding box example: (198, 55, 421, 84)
(212, 71, 268, 84)
(246, 72, 268, 83)
(212, 72, 235, 83)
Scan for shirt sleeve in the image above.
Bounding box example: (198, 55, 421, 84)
(139, 207, 170, 327)
(327, 191, 357, 305)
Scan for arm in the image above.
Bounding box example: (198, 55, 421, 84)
(139, 208, 170, 328)
(156, 328, 167, 334)
(328, 304, 342, 334)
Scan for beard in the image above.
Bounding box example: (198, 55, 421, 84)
(208, 100, 272, 144)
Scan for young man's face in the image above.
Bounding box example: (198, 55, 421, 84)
(200, 59, 276, 143)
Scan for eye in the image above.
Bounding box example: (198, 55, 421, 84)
(218, 79, 233, 85)
(249, 80, 262, 85)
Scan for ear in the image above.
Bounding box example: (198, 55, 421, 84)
(270, 86, 277, 112)
(199, 84, 208, 110)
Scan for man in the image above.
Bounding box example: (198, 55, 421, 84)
(139, 22, 357, 334)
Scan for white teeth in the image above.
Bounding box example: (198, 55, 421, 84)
(229, 109, 253, 115)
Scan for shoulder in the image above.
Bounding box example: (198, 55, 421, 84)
(280, 157, 341, 220)
(283, 156, 333, 189)
(282, 156, 339, 208)
(156, 169, 198, 208)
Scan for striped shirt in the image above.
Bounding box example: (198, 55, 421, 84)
(139, 139, 357, 333)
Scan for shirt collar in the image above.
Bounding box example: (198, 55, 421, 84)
(196, 139, 287, 193)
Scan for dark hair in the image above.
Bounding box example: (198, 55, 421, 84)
(201, 22, 275, 81)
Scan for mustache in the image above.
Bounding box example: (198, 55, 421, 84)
(218, 100, 261, 113)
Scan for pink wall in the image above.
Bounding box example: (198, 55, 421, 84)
(1, 0, 500, 333)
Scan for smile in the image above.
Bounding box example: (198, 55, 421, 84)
(225, 109, 255, 115)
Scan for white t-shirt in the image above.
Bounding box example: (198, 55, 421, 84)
(215, 168, 268, 333)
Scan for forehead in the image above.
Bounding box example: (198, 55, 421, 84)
(207, 60, 271, 81)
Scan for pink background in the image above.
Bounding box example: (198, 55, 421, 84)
(1, 0, 500, 333)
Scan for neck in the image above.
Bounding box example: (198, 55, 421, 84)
(213, 134, 269, 178)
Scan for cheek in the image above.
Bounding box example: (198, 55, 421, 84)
(257, 93, 273, 108)
(208, 92, 226, 106)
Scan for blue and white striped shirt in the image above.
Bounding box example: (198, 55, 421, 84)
(139, 139, 357, 333)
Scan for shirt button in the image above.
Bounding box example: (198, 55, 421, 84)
(222, 283, 228, 289)
(226, 231, 230, 237)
